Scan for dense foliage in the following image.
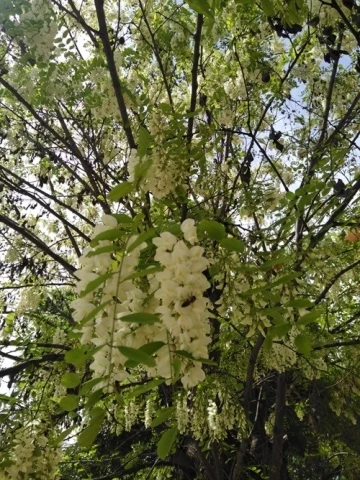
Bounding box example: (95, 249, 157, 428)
(0, 0, 360, 478)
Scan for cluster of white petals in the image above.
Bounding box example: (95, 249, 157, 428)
(71, 216, 212, 390)
(127, 110, 187, 199)
(187, 388, 247, 442)
(153, 219, 211, 388)
(71, 214, 158, 389)
(176, 393, 190, 434)
(127, 149, 140, 182)
(19, 0, 57, 60)
(1, 426, 61, 480)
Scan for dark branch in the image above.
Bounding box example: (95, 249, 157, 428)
(94, 0, 136, 149)
(0, 353, 64, 378)
(0, 213, 76, 276)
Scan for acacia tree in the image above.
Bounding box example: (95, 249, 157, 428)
(1, 0, 360, 478)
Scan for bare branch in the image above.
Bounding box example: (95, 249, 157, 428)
(315, 259, 360, 305)
(0, 353, 64, 378)
(94, 0, 136, 149)
(0, 213, 76, 276)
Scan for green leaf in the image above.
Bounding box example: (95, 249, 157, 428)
(138, 127, 151, 157)
(197, 357, 217, 366)
(166, 222, 182, 236)
(78, 409, 106, 448)
(80, 377, 105, 395)
(79, 272, 113, 297)
(172, 357, 182, 380)
(134, 158, 152, 186)
(151, 406, 175, 428)
(242, 285, 268, 297)
(122, 266, 162, 282)
(111, 213, 133, 224)
(198, 220, 226, 241)
(61, 373, 81, 388)
(124, 342, 165, 368)
(65, 346, 102, 368)
(90, 406, 106, 418)
(65, 348, 86, 368)
(219, 237, 245, 252)
(78, 300, 112, 327)
(128, 378, 165, 398)
(120, 312, 160, 324)
(298, 193, 314, 210)
(285, 298, 313, 308)
(91, 228, 124, 245)
(127, 229, 156, 253)
(157, 425, 178, 460)
(85, 389, 104, 410)
(139, 341, 166, 356)
(59, 395, 79, 412)
(269, 323, 291, 339)
(186, 0, 213, 17)
(261, 291, 279, 302)
(88, 245, 123, 257)
(0, 394, 12, 403)
(119, 346, 156, 367)
(294, 334, 312, 356)
(260, 256, 291, 270)
(271, 272, 301, 288)
(297, 309, 322, 326)
(0, 460, 13, 469)
(54, 425, 77, 445)
(261, 307, 286, 324)
(263, 334, 273, 353)
(260, 0, 276, 16)
(109, 182, 134, 202)
(175, 350, 217, 366)
(158, 103, 172, 112)
(0, 413, 8, 423)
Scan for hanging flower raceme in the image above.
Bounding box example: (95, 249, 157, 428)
(71, 216, 213, 389)
(152, 219, 212, 388)
(0, 424, 61, 480)
(70, 214, 159, 390)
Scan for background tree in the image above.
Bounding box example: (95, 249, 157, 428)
(1, 0, 360, 479)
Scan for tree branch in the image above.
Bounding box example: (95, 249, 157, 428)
(52, 0, 100, 47)
(0, 213, 76, 276)
(94, 0, 136, 149)
(182, 13, 203, 221)
(315, 259, 360, 305)
(232, 333, 265, 479)
(318, 33, 342, 144)
(314, 338, 360, 350)
(269, 373, 287, 480)
(186, 14, 203, 145)
(138, 0, 173, 106)
(0, 353, 64, 378)
(0, 162, 95, 227)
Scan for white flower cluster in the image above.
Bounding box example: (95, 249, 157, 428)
(127, 109, 187, 199)
(176, 393, 190, 434)
(19, 0, 57, 60)
(71, 216, 213, 390)
(207, 391, 246, 441)
(153, 219, 211, 388)
(71, 214, 160, 388)
(133, 146, 182, 199)
(144, 397, 155, 428)
(1, 426, 61, 480)
(124, 401, 140, 431)
(16, 288, 41, 315)
(127, 148, 140, 182)
(264, 342, 297, 373)
(173, 387, 247, 442)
